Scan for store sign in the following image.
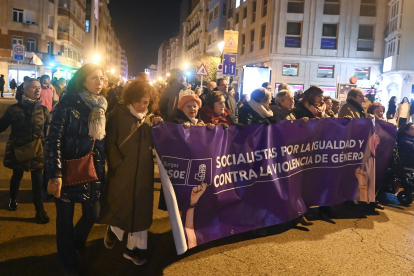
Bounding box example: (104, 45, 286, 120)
(285, 37, 301, 48)
(383, 56, 393, 73)
(321, 38, 337, 50)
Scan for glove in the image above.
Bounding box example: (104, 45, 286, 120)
(235, 123, 244, 131)
(222, 124, 229, 130)
(263, 119, 270, 126)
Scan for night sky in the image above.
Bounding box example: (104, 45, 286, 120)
(108, 0, 182, 76)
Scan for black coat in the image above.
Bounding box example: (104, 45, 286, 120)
(293, 101, 314, 119)
(45, 92, 105, 203)
(238, 103, 276, 125)
(0, 100, 49, 171)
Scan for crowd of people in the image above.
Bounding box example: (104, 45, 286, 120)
(0, 64, 410, 275)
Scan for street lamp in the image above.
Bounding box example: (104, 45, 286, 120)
(166, 73, 170, 77)
(218, 41, 224, 55)
(92, 54, 101, 64)
(110, 68, 115, 74)
(183, 62, 189, 69)
(158, 77, 162, 81)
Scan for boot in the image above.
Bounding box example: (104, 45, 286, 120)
(295, 215, 313, 226)
(104, 226, 117, 249)
(8, 198, 18, 211)
(35, 209, 50, 224)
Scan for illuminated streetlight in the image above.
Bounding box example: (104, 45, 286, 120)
(106, 70, 109, 73)
(158, 77, 162, 81)
(166, 73, 170, 77)
(92, 54, 101, 64)
(186, 71, 191, 76)
(183, 62, 189, 69)
(218, 41, 225, 54)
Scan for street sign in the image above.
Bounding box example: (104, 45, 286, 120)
(216, 63, 223, 79)
(224, 30, 239, 54)
(196, 63, 209, 76)
(28, 53, 43, 66)
(12, 44, 25, 61)
(223, 54, 237, 76)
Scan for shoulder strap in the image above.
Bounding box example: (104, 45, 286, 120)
(119, 120, 143, 148)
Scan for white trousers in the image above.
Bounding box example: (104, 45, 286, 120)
(110, 225, 148, 250)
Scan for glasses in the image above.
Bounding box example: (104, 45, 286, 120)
(356, 94, 364, 98)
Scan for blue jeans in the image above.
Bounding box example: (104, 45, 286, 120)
(10, 168, 44, 210)
(55, 199, 100, 275)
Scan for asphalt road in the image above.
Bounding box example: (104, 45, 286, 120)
(0, 94, 414, 276)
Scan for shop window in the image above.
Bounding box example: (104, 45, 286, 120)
(250, 29, 255, 52)
(321, 24, 337, 49)
(357, 25, 374, 51)
(285, 22, 302, 48)
(283, 63, 299, 76)
(26, 38, 36, 52)
(287, 0, 304, 14)
(317, 65, 334, 78)
(354, 67, 370, 80)
(261, 24, 266, 49)
(324, 0, 340, 15)
(12, 36, 23, 45)
(12, 8, 23, 23)
(360, 0, 376, 17)
(262, 0, 268, 17)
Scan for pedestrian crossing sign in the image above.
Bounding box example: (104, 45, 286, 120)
(224, 30, 239, 54)
(196, 63, 209, 76)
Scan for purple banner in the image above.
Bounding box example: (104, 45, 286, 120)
(153, 118, 396, 253)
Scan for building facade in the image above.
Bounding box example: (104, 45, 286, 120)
(206, 0, 228, 56)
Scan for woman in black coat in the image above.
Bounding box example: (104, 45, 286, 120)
(238, 87, 276, 126)
(0, 78, 49, 222)
(46, 64, 107, 276)
(387, 96, 397, 119)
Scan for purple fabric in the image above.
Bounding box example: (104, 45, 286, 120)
(153, 118, 396, 247)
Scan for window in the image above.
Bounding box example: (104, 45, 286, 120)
(262, 0, 268, 17)
(357, 25, 374, 51)
(223, 4, 227, 16)
(324, 0, 340, 15)
(260, 24, 266, 49)
(236, 0, 240, 8)
(214, 4, 219, 20)
(283, 63, 299, 76)
(317, 65, 334, 78)
(321, 24, 337, 49)
(209, 11, 213, 24)
(208, 34, 212, 45)
(47, 41, 54, 54)
(68, 48, 73, 59)
(252, 1, 257, 23)
(25, 10, 36, 24)
(48, 15, 53, 29)
(12, 8, 23, 23)
(26, 38, 36, 52)
(388, 0, 400, 34)
(287, 0, 304, 14)
(85, 19, 90, 33)
(285, 22, 302, 48)
(360, 0, 376, 17)
(241, 34, 245, 55)
(243, 7, 247, 19)
(235, 12, 239, 24)
(250, 29, 255, 52)
(70, 24, 74, 36)
(354, 67, 370, 80)
(12, 36, 23, 45)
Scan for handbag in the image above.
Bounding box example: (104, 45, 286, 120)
(62, 140, 99, 187)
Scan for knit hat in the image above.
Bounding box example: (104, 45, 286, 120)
(178, 94, 202, 110)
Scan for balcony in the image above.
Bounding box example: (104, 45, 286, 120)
(186, 39, 200, 51)
(188, 22, 200, 35)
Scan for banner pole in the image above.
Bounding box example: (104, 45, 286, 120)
(17, 61, 20, 86)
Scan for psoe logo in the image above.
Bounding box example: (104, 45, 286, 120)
(187, 159, 212, 186)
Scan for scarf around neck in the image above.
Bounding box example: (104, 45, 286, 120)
(346, 99, 366, 118)
(127, 104, 148, 120)
(79, 90, 107, 140)
(22, 94, 40, 106)
(247, 99, 273, 118)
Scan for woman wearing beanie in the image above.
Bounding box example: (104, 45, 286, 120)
(174, 94, 215, 129)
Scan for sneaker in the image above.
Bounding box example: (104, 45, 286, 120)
(123, 248, 147, 265)
(35, 209, 50, 224)
(104, 226, 117, 249)
(8, 198, 18, 211)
